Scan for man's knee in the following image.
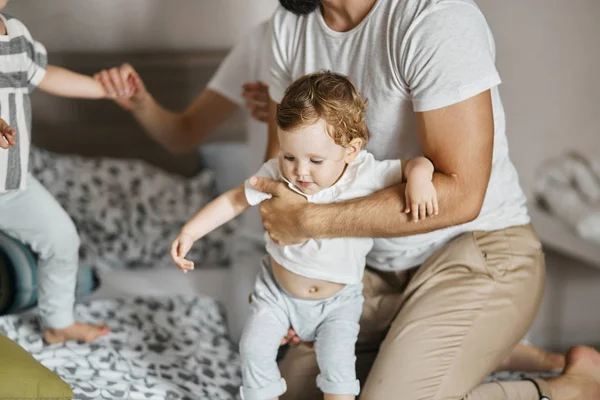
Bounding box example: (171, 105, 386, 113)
(279, 345, 320, 400)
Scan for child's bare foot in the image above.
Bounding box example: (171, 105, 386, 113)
(548, 346, 600, 400)
(43, 322, 110, 344)
(495, 342, 566, 372)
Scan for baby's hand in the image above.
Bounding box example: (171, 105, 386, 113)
(170, 232, 195, 273)
(0, 118, 16, 149)
(404, 178, 438, 222)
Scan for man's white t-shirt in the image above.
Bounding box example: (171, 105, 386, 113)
(244, 151, 403, 284)
(207, 21, 270, 243)
(265, 0, 530, 271)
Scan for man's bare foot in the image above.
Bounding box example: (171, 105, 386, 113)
(548, 346, 600, 400)
(43, 322, 110, 344)
(495, 342, 566, 372)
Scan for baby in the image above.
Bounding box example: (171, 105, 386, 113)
(171, 71, 437, 400)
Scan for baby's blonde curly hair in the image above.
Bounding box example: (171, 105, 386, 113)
(276, 71, 369, 148)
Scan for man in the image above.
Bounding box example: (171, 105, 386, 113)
(251, 0, 600, 398)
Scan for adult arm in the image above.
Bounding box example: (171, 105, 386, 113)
(96, 21, 270, 154)
(96, 63, 237, 154)
(130, 83, 237, 154)
(310, 90, 494, 237)
(253, 90, 494, 243)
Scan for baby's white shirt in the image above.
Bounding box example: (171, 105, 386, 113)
(244, 151, 402, 284)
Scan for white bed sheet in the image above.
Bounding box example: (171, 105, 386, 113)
(89, 266, 232, 307)
(89, 241, 265, 345)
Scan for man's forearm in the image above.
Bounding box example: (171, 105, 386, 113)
(311, 90, 494, 239)
(130, 95, 191, 153)
(132, 89, 237, 154)
(306, 172, 483, 238)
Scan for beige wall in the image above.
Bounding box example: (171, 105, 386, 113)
(478, 0, 600, 351)
(6, 0, 600, 350)
(479, 0, 600, 198)
(4, 0, 278, 51)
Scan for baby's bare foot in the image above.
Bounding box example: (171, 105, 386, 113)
(495, 342, 565, 372)
(548, 346, 600, 400)
(43, 322, 110, 344)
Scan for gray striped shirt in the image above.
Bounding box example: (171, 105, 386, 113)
(0, 13, 47, 193)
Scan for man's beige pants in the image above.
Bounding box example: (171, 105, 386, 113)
(279, 224, 550, 399)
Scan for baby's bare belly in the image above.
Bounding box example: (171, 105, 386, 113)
(271, 257, 345, 300)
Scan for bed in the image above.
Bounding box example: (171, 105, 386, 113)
(0, 144, 562, 399)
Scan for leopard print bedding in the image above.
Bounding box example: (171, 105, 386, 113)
(29, 147, 235, 271)
(0, 296, 241, 400)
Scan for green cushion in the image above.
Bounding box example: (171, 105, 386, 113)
(0, 333, 73, 399)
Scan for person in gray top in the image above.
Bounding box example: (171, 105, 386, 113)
(0, 1, 113, 344)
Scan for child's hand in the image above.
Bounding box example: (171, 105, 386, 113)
(170, 232, 195, 273)
(0, 118, 16, 149)
(404, 178, 438, 222)
(242, 81, 269, 123)
(94, 63, 148, 110)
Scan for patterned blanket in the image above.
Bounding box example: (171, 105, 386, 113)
(29, 147, 235, 271)
(0, 296, 241, 400)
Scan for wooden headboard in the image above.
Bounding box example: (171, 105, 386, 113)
(30, 51, 246, 176)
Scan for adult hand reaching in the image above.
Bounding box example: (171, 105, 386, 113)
(94, 63, 148, 110)
(250, 176, 309, 245)
(242, 81, 269, 123)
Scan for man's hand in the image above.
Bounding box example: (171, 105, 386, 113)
(249, 292, 313, 349)
(280, 328, 313, 348)
(242, 81, 269, 123)
(250, 176, 309, 245)
(94, 63, 148, 110)
(0, 119, 16, 149)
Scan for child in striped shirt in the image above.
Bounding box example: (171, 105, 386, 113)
(0, 1, 122, 343)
